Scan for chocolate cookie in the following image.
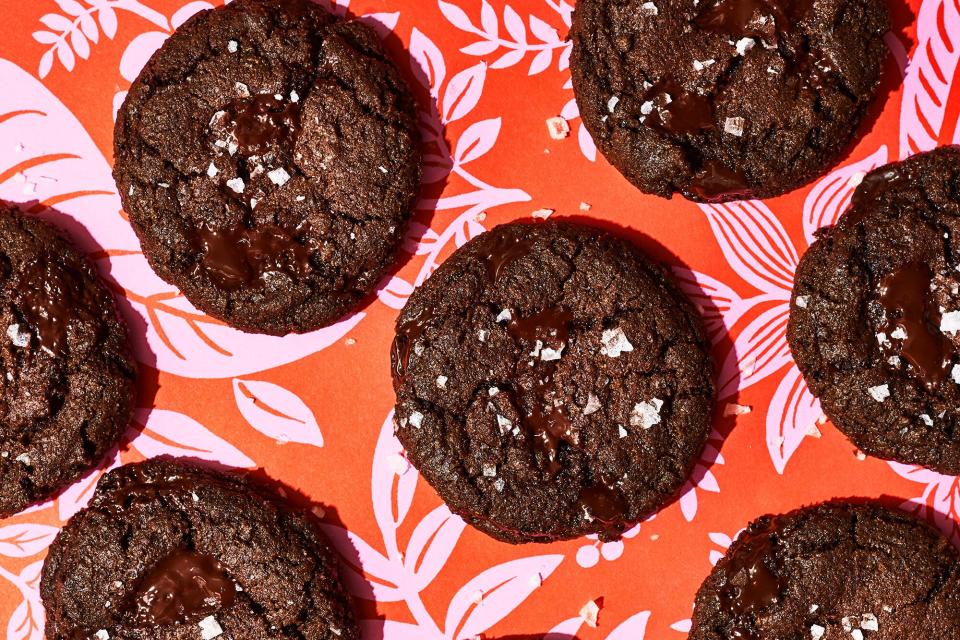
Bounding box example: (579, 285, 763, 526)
(788, 148, 960, 474)
(0, 203, 135, 518)
(41, 458, 359, 640)
(569, 0, 889, 202)
(114, 0, 420, 335)
(690, 502, 960, 639)
(390, 221, 715, 543)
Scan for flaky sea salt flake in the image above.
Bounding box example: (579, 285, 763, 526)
(198, 616, 223, 640)
(724, 116, 745, 136)
(579, 600, 601, 628)
(268, 167, 291, 186)
(226, 177, 245, 193)
(600, 327, 634, 357)
(631, 398, 664, 429)
(546, 116, 570, 139)
(868, 384, 889, 402)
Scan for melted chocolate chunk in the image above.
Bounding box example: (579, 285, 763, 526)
(643, 77, 714, 134)
(507, 307, 578, 473)
(718, 522, 784, 620)
(696, 0, 814, 39)
(480, 232, 537, 282)
(877, 263, 952, 386)
(224, 94, 301, 157)
(193, 223, 312, 291)
(690, 160, 751, 201)
(391, 307, 436, 386)
(133, 550, 238, 626)
(577, 484, 628, 524)
(14, 257, 91, 355)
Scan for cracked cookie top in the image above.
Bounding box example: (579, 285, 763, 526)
(41, 458, 359, 640)
(569, 0, 889, 202)
(690, 502, 960, 639)
(113, 0, 421, 335)
(390, 221, 715, 543)
(789, 147, 960, 474)
(0, 203, 135, 518)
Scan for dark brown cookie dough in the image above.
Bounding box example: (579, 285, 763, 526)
(0, 203, 135, 518)
(114, 0, 421, 335)
(41, 458, 359, 640)
(390, 221, 715, 543)
(570, 0, 889, 202)
(788, 148, 960, 474)
(690, 502, 960, 639)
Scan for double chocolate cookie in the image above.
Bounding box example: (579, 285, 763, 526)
(570, 0, 889, 202)
(690, 502, 960, 639)
(789, 148, 960, 474)
(41, 458, 358, 640)
(391, 221, 715, 543)
(0, 203, 135, 518)
(114, 0, 420, 335)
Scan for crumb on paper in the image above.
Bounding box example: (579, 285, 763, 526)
(579, 599, 601, 628)
(723, 403, 751, 417)
(546, 116, 570, 139)
(855, 449, 867, 461)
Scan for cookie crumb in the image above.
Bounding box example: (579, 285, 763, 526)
(579, 599, 601, 628)
(546, 117, 570, 139)
(723, 403, 751, 416)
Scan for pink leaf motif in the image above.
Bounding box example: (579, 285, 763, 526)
(0, 524, 60, 558)
(377, 274, 415, 310)
(529, 15, 560, 42)
(119, 31, 168, 82)
(716, 303, 792, 399)
(480, 0, 499, 36)
(2, 60, 364, 378)
(6, 597, 44, 640)
(56, 448, 120, 521)
(491, 49, 526, 69)
(404, 505, 467, 589)
(442, 63, 487, 124)
(766, 365, 821, 474)
(502, 5, 527, 44)
(361, 620, 436, 640)
(410, 28, 446, 97)
(444, 554, 564, 639)
(606, 611, 651, 640)
(671, 267, 748, 344)
(233, 379, 323, 448)
(371, 411, 419, 551)
(577, 118, 597, 161)
(438, 1, 475, 32)
(529, 48, 553, 75)
(454, 118, 501, 165)
(670, 619, 693, 632)
(5, 561, 45, 640)
(698, 200, 798, 296)
(461, 40, 499, 56)
(547, 618, 584, 638)
(127, 408, 255, 468)
(170, 0, 213, 27)
(318, 523, 405, 602)
(802, 146, 888, 245)
(899, 0, 960, 156)
(888, 462, 960, 544)
(98, 5, 118, 39)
